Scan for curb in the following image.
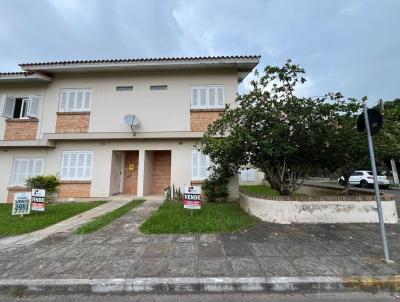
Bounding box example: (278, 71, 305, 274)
(0, 276, 399, 295)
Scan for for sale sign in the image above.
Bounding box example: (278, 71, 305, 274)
(184, 186, 201, 210)
(12, 192, 31, 215)
(31, 189, 46, 212)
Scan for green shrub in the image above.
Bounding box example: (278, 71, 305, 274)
(201, 176, 229, 203)
(25, 175, 60, 196)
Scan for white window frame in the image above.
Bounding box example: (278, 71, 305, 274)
(191, 85, 225, 109)
(0, 95, 41, 119)
(9, 157, 44, 187)
(191, 150, 212, 181)
(58, 88, 91, 112)
(60, 151, 93, 181)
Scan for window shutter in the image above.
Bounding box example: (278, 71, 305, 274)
(217, 87, 224, 107)
(11, 159, 20, 185)
(208, 87, 216, 107)
(59, 91, 68, 112)
(76, 91, 84, 109)
(84, 91, 90, 110)
(77, 153, 85, 178)
(248, 169, 256, 181)
(191, 88, 198, 108)
(61, 153, 69, 179)
(27, 95, 40, 118)
(1, 96, 15, 118)
(192, 150, 199, 179)
(34, 159, 43, 175)
(85, 152, 92, 178)
(68, 91, 76, 111)
(199, 153, 208, 179)
(199, 88, 207, 108)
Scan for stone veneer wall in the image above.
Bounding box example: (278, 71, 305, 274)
(56, 112, 90, 133)
(6, 187, 30, 203)
(57, 181, 91, 198)
(4, 119, 38, 140)
(190, 109, 223, 132)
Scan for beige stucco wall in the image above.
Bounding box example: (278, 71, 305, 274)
(1, 69, 238, 138)
(0, 138, 240, 203)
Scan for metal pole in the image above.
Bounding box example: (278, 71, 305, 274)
(363, 100, 391, 263)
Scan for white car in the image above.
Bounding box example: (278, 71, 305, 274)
(338, 170, 390, 188)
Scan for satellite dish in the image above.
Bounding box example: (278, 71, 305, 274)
(124, 114, 140, 136)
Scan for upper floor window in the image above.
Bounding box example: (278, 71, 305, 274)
(60, 151, 93, 180)
(10, 157, 44, 186)
(191, 85, 224, 109)
(59, 89, 91, 112)
(0, 95, 40, 119)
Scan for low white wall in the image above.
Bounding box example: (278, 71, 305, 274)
(239, 193, 399, 224)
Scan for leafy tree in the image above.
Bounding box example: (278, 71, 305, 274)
(327, 97, 367, 192)
(374, 99, 400, 163)
(199, 60, 362, 196)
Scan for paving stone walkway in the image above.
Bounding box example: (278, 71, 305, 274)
(0, 199, 139, 248)
(1, 199, 400, 279)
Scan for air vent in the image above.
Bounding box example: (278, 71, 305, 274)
(116, 86, 133, 91)
(150, 85, 168, 91)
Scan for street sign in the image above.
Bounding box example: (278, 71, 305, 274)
(357, 108, 382, 136)
(31, 189, 46, 212)
(12, 192, 31, 215)
(184, 186, 201, 210)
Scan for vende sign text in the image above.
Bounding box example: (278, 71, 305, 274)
(184, 186, 201, 210)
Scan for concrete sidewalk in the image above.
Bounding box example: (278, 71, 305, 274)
(0, 199, 136, 249)
(0, 199, 399, 295)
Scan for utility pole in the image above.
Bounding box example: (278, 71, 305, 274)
(363, 100, 391, 263)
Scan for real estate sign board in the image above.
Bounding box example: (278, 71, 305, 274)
(31, 189, 46, 212)
(184, 186, 201, 210)
(12, 192, 31, 215)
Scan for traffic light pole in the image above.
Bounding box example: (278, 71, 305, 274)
(362, 100, 391, 263)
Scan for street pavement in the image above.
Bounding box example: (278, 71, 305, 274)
(0, 199, 400, 280)
(1, 292, 399, 302)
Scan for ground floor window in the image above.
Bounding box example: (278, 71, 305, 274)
(239, 168, 257, 182)
(61, 151, 93, 180)
(191, 150, 212, 180)
(10, 158, 44, 186)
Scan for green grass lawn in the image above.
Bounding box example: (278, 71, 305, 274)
(240, 185, 280, 196)
(139, 201, 256, 234)
(75, 199, 145, 234)
(240, 185, 304, 196)
(0, 201, 106, 237)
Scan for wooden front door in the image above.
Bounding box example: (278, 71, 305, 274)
(151, 151, 171, 194)
(123, 151, 139, 194)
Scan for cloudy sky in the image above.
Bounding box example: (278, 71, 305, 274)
(0, 0, 399, 103)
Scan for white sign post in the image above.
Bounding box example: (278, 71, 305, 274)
(31, 189, 46, 212)
(184, 186, 201, 217)
(12, 192, 31, 216)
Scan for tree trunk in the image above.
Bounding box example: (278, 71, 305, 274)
(342, 177, 350, 195)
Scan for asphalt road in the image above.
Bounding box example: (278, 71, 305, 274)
(1, 293, 399, 302)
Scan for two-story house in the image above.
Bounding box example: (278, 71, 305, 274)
(0, 55, 260, 203)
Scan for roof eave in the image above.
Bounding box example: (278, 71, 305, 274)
(0, 72, 52, 83)
(19, 57, 260, 74)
